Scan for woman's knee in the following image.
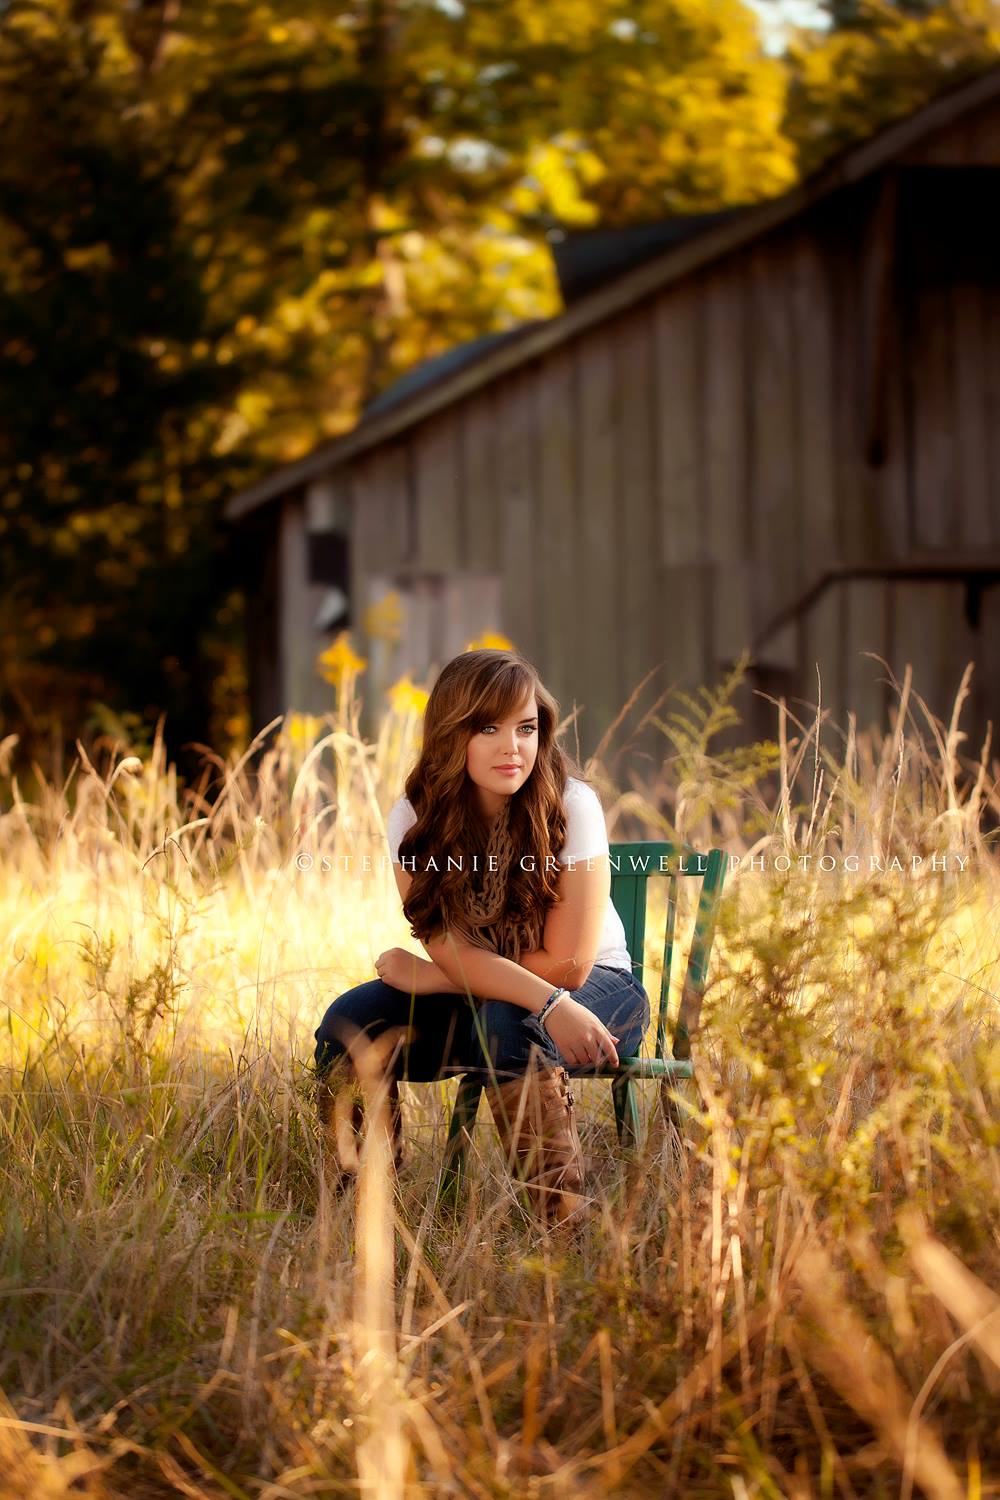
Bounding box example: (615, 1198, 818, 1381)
(314, 978, 405, 1073)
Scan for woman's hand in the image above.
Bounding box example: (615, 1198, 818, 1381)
(375, 947, 442, 995)
(541, 995, 620, 1069)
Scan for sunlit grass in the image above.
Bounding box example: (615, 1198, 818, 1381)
(0, 651, 997, 1497)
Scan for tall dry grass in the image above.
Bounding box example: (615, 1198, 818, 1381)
(0, 655, 998, 1498)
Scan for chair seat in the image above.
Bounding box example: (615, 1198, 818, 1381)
(564, 1055, 694, 1081)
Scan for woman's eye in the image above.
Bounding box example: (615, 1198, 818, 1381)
(479, 725, 535, 735)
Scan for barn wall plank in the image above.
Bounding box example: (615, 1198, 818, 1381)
(891, 580, 968, 734)
(613, 306, 663, 710)
(987, 284, 1000, 545)
(800, 583, 845, 748)
(460, 391, 499, 572)
(495, 370, 539, 660)
(279, 493, 329, 714)
(412, 409, 461, 571)
(908, 276, 958, 550)
(841, 579, 890, 735)
(654, 287, 702, 567)
(875, 255, 914, 558)
(713, 560, 754, 669)
(576, 325, 621, 747)
(352, 444, 411, 580)
(748, 238, 800, 634)
(535, 346, 578, 701)
(702, 259, 748, 566)
(953, 280, 994, 547)
(788, 229, 841, 574)
(660, 565, 713, 688)
(969, 582, 1000, 757)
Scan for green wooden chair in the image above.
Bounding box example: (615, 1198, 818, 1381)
(437, 839, 728, 1204)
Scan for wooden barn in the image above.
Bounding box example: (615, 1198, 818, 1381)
(224, 68, 1000, 764)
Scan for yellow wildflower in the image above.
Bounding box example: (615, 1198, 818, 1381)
(318, 633, 368, 688)
(287, 712, 323, 750)
(387, 674, 429, 718)
(464, 631, 515, 652)
(364, 590, 403, 645)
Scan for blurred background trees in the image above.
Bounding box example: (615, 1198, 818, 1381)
(1, 0, 997, 784)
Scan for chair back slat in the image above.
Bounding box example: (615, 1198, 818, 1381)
(609, 841, 727, 1063)
(658, 874, 679, 1061)
(671, 847, 727, 1060)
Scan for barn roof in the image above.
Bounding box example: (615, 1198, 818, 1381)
(361, 320, 547, 421)
(225, 64, 1000, 523)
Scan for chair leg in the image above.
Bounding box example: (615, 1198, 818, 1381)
(438, 1075, 483, 1204)
(612, 1075, 641, 1150)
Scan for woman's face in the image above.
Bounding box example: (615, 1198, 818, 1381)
(465, 688, 539, 817)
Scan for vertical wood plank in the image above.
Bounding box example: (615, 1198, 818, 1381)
(953, 280, 993, 547)
(614, 306, 663, 712)
(412, 410, 461, 570)
(460, 391, 499, 572)
(842, 579, 889, 734)
(800, 584, 844, 750)
(660, 565, 713, 687)
(279, 494, 329, 713)
(353, 445, 410, 577)
(577, 326, 620, 743)
(702, 259, 748, 565)
(967, 101, 1000, 163)
(749, 240, 800, 628)
(986, 283, 1000, 545)
(908, 278, 957, 550)
(440, 572, 504, 657)
(536, 346, 578, 700)
(969, 580, 1000, 757)
(875, 249, 913, 559)
(496, 370, 538, 658)
(891, 581, 968, 733)
(654, 288, 702, 567)
(788, 230, 842, 572)
(714, 560, 754, 669)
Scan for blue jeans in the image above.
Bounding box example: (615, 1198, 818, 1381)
(313, 964, 651, 1086)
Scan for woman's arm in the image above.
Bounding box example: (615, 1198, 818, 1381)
(420, 931, 562, 1013)
(521, 858, 611, 990)
(419, 957, 468, 995)
(388, 857, 609, 1006)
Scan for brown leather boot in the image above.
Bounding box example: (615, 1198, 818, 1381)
(487, 1063, 591, 1228)
(318, 1029, 407, 1190)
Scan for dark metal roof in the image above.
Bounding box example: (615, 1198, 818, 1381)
(362, 321, 546, 421)
(550, 209, 748, 305)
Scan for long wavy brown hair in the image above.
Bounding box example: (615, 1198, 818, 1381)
(397, 649, 591, 962)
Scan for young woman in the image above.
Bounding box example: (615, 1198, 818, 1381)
(313, 648, 651, 1227)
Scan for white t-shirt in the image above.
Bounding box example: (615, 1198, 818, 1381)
(385, 774, 634, 975)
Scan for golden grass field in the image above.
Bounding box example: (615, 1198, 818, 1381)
(1, 652, 998, 1499)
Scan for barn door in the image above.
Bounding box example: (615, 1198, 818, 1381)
(899, 167, 1000, 554)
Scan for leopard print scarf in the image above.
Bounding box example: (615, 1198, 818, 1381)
(447, 795, 544, 963)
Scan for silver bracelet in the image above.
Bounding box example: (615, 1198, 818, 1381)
(536, 987, 568, 1036)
